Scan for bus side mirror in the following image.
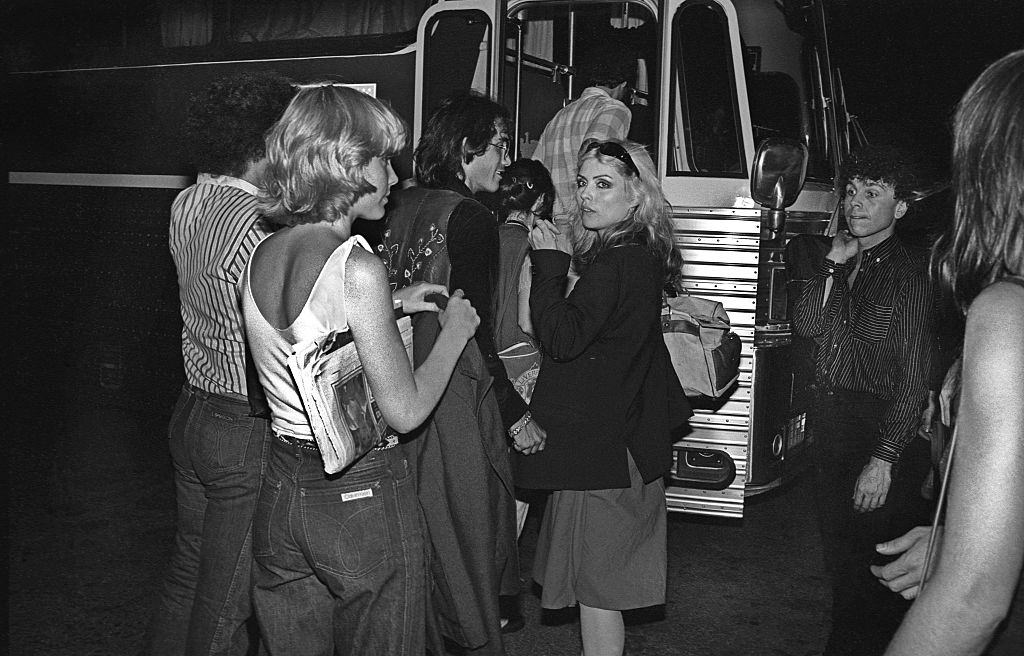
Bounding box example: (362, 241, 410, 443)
(750, 138, 808, 238)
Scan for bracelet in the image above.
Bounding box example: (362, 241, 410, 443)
(508, 410, 533, 439)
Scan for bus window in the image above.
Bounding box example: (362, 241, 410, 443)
(504, 2, 657, 159)
(667, 1, 745, 177)
(224, 0, 429, 44)
(422, 10, 492, 116)
(803, 43, 836, 181)
(5, 0, 431, 71)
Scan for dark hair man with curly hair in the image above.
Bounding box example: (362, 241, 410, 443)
(793, 142, 936, 656)
(147, 71, 293, 656)
(531, 46, 636, 233)
(841, 144, 923, 206)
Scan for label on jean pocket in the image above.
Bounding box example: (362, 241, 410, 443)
(341, 489, 374, 502)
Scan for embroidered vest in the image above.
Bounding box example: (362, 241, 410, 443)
(378, 187, 464, 291)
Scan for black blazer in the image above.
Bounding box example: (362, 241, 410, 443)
(516, 246, 691, 490)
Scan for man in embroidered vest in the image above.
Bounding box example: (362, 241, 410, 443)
(793, 145, 935, 656)
(146, 73, 294, 656)
(379, 92, 545, 655)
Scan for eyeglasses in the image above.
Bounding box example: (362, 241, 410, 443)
(581, 140, 640, 179)
(487, 140, 511, 158)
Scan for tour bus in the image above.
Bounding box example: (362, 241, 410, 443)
(8, 0, 851, 517)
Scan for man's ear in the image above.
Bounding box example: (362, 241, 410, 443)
(895, 199, 908, 220)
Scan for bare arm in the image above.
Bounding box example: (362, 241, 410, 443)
(345, 249, 479, 433)
(884, 282, 1024, 656)
(517, 257, 534, 337)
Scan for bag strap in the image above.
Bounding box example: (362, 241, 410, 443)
(920, 425, 957, 594)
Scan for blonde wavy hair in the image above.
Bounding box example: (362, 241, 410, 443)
(259, 84, 407, 227)
(571, 139, 682, 286)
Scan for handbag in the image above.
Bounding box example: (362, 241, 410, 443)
(287, 309, 413, 474)
(662, 292, 742, 398)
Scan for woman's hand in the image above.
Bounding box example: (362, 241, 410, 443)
(529, 220, 571, 254)
(872, 525, 940, 600)
(437, 289, 480, 342)
(393, 282, 449, 314)
(512, 419, 546, 455)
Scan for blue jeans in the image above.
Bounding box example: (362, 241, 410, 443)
(147, 385, 270, 656)
(252, 436, 425, 656)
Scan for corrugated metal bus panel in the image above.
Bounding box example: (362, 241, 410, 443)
(689, 400, 752, 424)
(665, 487, 744, 518)
(678, 424, 749, 447)
(681, 293, 755, 312)
(676, 279, 758, 294)
(680, 263, 758, 281)
(731, 326, 755, 342)
(713, 381, 752, 400)
(676, 234, 759, 248)
(672, 218, 760, 234)
(721, 311, 755, 329)
(680, 248, 759, 265)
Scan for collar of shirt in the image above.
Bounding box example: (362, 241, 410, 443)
(196, 173, 259, 197)
(856, 234, 900, 273)
(580, 86, 613, 101)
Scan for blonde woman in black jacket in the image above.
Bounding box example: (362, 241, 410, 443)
(517, 139, 691, 656)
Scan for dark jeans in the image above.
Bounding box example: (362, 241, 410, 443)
(147, 385, 270, 656)
(252, 436, 425, 656)
(811, 391, 932, 656)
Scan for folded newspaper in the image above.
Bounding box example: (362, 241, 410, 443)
(286, 311, 413, 474)
(497, 341, 541, 404)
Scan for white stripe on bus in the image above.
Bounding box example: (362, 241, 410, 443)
(9, 172, 192, 189)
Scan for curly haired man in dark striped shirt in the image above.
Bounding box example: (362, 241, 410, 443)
(794, 145, 935, 656)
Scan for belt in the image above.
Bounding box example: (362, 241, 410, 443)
(185, 383, 249, 405)
(275, 432, 401, 451)
(275, 433, 318, 450)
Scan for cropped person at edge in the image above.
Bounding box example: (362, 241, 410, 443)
(878, 49, 1024, 656)
(240, 84, 479, 655)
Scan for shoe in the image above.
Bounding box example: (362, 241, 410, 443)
(500, 613, 525, 634)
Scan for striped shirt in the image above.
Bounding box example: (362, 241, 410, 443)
(794, 235, 934, 463)
(169, 174, 271, 397)
(531, 87, 631, 231)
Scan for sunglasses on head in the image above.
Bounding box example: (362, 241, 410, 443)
(581, 140, 641, 180)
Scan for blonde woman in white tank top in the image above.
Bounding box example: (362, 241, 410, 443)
(240, 85, 479, 656)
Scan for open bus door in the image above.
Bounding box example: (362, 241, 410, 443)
(415, 0, 501, 143)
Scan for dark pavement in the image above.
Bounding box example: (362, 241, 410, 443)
(8, 405, 829, 655)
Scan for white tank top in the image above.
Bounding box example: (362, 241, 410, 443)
(240, 234, 372, 440)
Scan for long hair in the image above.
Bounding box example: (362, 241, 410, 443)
(937, 49, 1024, 314)
(571, 140, 682, 287)
(497, 158, 554, 222)
(414, 92, 510, 189)
(259, 84, 407, 227)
